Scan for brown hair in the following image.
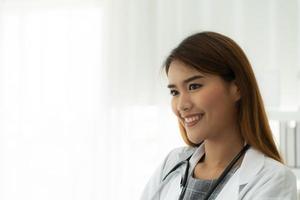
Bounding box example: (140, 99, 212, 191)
(164, 31, 282, 163)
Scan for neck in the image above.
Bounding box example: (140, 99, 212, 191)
(201, 128, 244, 169)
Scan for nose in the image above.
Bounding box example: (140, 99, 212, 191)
(177, 92, 193, 113)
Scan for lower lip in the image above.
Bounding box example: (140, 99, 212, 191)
(184, 115, 203, 127)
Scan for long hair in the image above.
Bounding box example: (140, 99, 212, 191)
(164, 31, 282, 163)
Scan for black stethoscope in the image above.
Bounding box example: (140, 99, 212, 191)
(162, 144, 250, 200)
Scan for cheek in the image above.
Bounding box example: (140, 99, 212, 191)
(200, 87, 228, 114)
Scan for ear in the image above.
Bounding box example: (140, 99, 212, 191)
(230, 80, 241, 102)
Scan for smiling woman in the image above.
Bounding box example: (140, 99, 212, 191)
(140, 32, 297, 200)
(168, 60, 241, 146)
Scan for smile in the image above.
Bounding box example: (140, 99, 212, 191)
(184, 114, 204, 127)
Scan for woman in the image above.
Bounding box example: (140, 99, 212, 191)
(141, 32, 297, 200)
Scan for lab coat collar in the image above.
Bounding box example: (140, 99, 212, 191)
(177, 147, 196, 162)
(187, 143, 205, 176)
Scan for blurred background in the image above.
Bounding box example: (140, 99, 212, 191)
(0, 0, 299, 199)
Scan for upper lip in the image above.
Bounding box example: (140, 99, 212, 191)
(181, 113, 204, 119)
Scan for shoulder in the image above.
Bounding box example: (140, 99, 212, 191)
(255, 157, 297, 198)
(241, 149, 297, 199)
(243, 147, 295, 180)
(262, 156, 296, 184)
(248, 148, 296, 183)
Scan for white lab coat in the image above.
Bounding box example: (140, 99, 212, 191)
(141, 143, 297, 200)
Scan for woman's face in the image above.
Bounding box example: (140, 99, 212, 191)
(167, 60, 241, 144)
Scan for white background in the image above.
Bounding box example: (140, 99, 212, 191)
(0, 0, 299, 199)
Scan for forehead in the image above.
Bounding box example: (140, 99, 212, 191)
(167, 60, 205, 81)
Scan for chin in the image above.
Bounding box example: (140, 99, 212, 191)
(186, 132, 204, 145)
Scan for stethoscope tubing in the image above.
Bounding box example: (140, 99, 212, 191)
(161, 144, 250, 200)
(202, 144, 250, 200)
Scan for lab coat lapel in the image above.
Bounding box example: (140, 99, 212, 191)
(215, 169, 240, 200)
(237, 147, 265, 198)
(238, 147, 264, 185)
(215, 147, 265, 199)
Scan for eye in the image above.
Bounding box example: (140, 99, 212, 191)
(170, 89, 179, 96)
(189, 83, 202, 90)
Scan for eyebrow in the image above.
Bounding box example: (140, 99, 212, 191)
(167, 75, 204, 88)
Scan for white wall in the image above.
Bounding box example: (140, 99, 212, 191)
(0, 0, 299, 199)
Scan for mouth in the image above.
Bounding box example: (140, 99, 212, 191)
(183, 113, 204, 128)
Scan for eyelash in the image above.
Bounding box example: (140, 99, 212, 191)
(170, 90, 179, 96)
(189, 83, 202, 90)
(170, 84, 203, 96)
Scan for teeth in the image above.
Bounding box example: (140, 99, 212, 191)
(184, 114, 202, 123)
